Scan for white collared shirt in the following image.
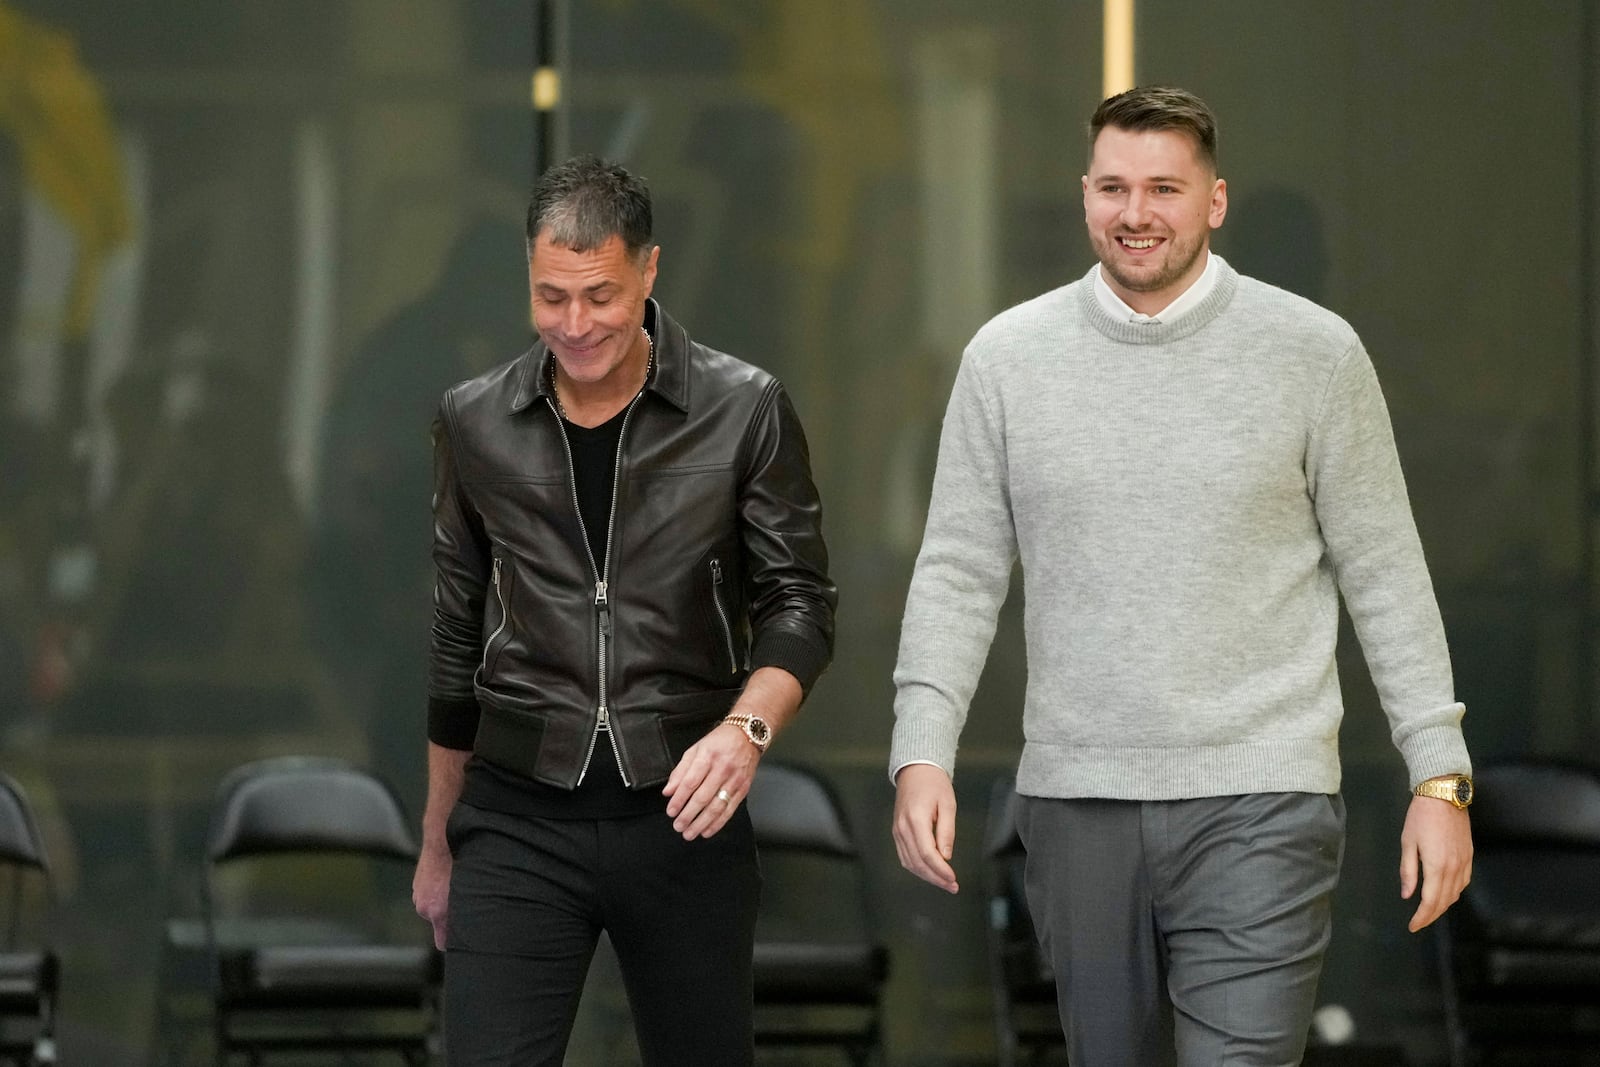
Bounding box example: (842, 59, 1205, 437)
(1093, 251, 1222, 325)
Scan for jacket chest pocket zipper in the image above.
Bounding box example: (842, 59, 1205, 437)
(709, 557, 738, 676)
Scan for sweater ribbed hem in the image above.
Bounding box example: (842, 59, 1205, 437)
(1015, 738, 1343, 800)
(427, 694, 481, 750)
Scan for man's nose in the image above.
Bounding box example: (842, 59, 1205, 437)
(1121, 191, 1152, 228)
(562, 299, 590, 337)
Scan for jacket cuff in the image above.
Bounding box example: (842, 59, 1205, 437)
(428, 695, 481, 750)
(750, 630, 831, 695)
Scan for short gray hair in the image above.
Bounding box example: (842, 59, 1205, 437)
(525, 155, 653, 258)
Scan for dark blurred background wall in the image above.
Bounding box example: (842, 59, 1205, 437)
(1, 0, 1595, 1062)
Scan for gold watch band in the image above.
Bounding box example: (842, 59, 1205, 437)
(1414, 774, 1474, 809)
(722, 713, 771, 751)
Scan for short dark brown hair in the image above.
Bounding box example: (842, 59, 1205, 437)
(1089, 86, 1218, 172)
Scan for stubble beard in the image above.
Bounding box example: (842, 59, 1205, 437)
(1094, 230, 1206, 296)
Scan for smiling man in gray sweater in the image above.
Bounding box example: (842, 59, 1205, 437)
(890, 86, 1474, 1066)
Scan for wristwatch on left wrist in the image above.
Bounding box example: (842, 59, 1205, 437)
(1414, 773, 1474, 810)
(723, 713, 772, 753)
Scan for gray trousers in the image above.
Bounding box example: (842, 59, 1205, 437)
(1016, 792, 1345, 1067)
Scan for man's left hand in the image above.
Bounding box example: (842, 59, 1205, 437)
(663, 723, 761, 841)
(1399, 792, 1473, 932)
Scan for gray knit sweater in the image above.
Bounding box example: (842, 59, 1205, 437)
(890, 260, 1470, 799)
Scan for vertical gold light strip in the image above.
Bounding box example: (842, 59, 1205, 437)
(1103, 0, 1135, 99)
(531, 67, 561, 110)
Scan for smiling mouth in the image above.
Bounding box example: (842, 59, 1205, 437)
(1118, 236, 1161, 250)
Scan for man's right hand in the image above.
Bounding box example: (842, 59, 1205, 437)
(892, 763, 960, 894)
(412, 847, 452, 950)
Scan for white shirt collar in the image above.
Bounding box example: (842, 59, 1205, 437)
(1093, 251, 1222, 325)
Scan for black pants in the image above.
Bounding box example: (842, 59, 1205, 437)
(443, 801, 762, 1066)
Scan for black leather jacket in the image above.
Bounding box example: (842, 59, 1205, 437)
(426, 301, 836, 789)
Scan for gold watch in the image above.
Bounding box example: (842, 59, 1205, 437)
(1414, 774, 1474, 809)
(722, 713, 772, 752)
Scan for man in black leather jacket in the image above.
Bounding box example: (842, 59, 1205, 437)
(411, 156, 836, 1066)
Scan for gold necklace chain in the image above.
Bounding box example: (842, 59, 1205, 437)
(550, 325, 654, 423)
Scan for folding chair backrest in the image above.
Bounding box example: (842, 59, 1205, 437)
(747, 761, 857, 858)
(746, 761, 888, 1063)
(206, 757, 418, 865)
(1437, 759, 1600, 1066)
(0, 776, 47, 873)
(1471, 761, 1600, 849)
(0, 771, 58, 1067)
(184, 758, 440, 1065)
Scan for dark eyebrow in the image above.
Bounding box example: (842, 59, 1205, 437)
(1092, 174, 1189, 187)
(535, 281, 619, 295)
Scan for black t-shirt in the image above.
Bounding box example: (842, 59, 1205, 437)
(566, 402, 626, 573)
(460, 397, 669, 820)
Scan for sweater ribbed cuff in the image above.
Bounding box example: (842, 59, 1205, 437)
(888, 715, 962, 783)
(427, 694, 481, 751)
(1392, 710, 1472, 789)
(749, 630, 830, 695)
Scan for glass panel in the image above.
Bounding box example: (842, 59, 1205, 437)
(1, 0, 1592, 1059)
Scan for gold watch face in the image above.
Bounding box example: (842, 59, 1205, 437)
(1424, 776, 1473, 808)
(747, 717, 771, 747)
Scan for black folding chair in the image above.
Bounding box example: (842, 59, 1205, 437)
(198, 756, 441, 1065)
(983, 776, 1065, 1067)
(1436, 758, 1600, 1066)
(0, 774, 57, 1067)
(747, 761, 890, 1066)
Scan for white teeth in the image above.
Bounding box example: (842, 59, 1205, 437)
(1122, 237, 1158, 249)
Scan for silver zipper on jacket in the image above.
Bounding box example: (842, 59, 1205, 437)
(477, 556, 507, 680)
(709, 557, 738, 675)
(550, 392, 643, 786)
